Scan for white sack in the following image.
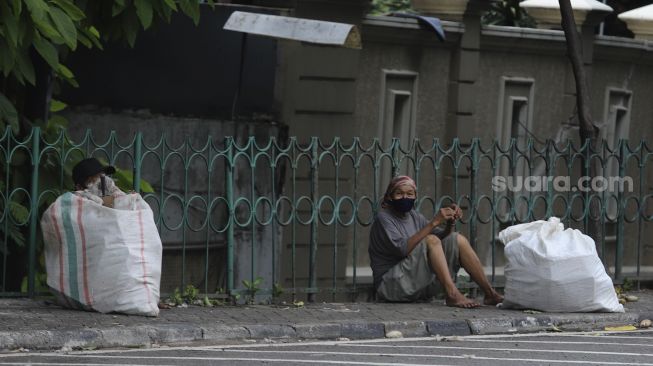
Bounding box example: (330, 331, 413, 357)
(498, 217, 623, 313)
(41, 192, 162, 316)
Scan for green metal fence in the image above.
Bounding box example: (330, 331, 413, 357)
(1, 127, 652, 300)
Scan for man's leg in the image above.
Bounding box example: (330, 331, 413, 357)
(456, 234, 504, 305)
(424, 235, 479, 308)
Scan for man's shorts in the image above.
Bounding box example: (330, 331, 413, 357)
(377, 232, 460, 302)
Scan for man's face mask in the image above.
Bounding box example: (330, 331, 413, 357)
(389, 198, 415, 213)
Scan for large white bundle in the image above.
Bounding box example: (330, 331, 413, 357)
(498, 217, 623, 313)
(41, 192, 162, 316)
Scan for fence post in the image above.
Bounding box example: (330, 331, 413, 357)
(133, 132, 142, 193)
(308, 137, 318, 303)
(391, 138, 398, 178)
(226, 137, 235, 295)
(469, 139, 479, 252)
(615, 140, 626, 281)
(27, 127, 41, 297)
(545, 140, 554, 218)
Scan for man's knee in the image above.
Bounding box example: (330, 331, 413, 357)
(425, 234, 441, 249)
(455, 232, 471, 247)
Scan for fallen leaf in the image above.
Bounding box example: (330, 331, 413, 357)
(605, 325, 637, 331)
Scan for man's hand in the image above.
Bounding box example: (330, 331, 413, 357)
(431, 204, 464, 227)
(101, 196, 114, 208)
(450, 204, 463, 221)
(432, 206, 456, 227)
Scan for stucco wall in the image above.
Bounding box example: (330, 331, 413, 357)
(275, 15, 653, 291)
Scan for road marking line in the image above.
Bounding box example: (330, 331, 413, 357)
(3, 350, 653, 365)
(460, 329, 653, 339)
(444, 338, 653, 347)
(561, 334, 653, 340)
(202, 330, 653, 350)
(446, 339, 653, 347)
(3, 352, 653, 366)
(0, 363, 176, 366)
(1, 329, 649, 357)
(0, 358, 455, 366)
(328, 343, 653, 356)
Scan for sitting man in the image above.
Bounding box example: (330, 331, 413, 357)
(72, 157, 124, 208)
(369, 175, 503, 308)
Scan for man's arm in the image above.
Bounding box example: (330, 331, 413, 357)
(405, 206, 456, 254)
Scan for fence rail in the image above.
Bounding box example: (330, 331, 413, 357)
(1, 127, 651, 301)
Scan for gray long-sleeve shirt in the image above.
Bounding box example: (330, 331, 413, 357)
(368, 208, 445, 288)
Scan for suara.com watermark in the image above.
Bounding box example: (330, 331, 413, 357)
(491, 176, 634, 192)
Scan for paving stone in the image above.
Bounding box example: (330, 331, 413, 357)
(97, 327, 153, 348)
(245, 324, 296, 339)
(426, 320, 472, 336)
(467, 317, 514, 335)
(201, 325, 250, 341)
(142, 324, 203, 344)
(383, 321, 429, 337)
(294, 323, 342, 339)
(341, 322, 385, 339)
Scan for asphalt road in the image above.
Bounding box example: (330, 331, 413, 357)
(1, 329, 652, 365)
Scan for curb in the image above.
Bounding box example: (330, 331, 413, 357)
(2, 311, 651, 352)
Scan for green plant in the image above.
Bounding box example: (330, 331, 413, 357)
(19, 252, 49, 293)
(169, 287, 183, 306)
(242, 277, 263, 305)
(482, 0, 536, 27)
(369, 0, 411, 15)
(183, 284, 199, 303)
(166, 284, 202, 306)
(622, 277, 635, 292)
(202, 295, 213, 307)
(272, 282, 284, 298)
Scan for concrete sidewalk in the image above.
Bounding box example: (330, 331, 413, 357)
(1, 290, 652, 352)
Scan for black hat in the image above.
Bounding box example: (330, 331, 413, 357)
(72, 158, 116, 187)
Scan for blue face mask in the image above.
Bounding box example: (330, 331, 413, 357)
(389, 198, 415, 213)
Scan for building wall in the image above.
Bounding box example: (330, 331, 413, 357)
(275, 10, 653, 293)
(58, 2, 653, 297)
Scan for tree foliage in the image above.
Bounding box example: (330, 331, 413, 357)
(483, 0, 536, 27)
(0, 0, 209, 292)
(0, 0, 210, 129)
(369, 0, 411, 15)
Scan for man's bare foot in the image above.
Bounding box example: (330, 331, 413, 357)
(446, 292, 480, 308)
(483, 291, 504, 306)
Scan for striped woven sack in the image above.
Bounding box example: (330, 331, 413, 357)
(41, 192, 162, 316)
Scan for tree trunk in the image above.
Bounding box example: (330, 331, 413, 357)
(558, 0, 603, 254)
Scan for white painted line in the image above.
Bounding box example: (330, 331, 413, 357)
(1, 328, 649, 358)
(466, 329, 653, 339)
(44, 350, 651, 365)
(3, 348, 653, 366)
(202, 329, 653, 350)
(561, 334, 653, 340)
(450, 339, 653, 347)
(0, 363, 175, 366)
(95, 349, 653, 366)
(0, 357, 454, 366)
(327, 343, 653, 357)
